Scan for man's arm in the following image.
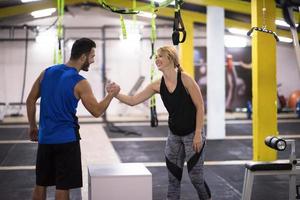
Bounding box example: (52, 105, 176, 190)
(26, 71, 44, 141)
(75, 80, 119, 118)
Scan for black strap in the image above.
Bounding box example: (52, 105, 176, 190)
(150, 42, 158, 127)
(101, 1, 139, 14)
(280, 0, 300, 30)
(247, 27, 279, 41)
(172, 1, 186, 45)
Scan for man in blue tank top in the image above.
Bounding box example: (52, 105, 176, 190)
(26, 38, 120, 200)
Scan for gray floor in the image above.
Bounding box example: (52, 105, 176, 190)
(105, 121, 300, 200)
(0, 119, 299, 199)
(0, 126, 81, 200)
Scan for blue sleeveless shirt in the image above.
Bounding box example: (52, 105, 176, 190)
(38, 64, 85, 144)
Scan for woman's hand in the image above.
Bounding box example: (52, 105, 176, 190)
(193, 132, 203, 153)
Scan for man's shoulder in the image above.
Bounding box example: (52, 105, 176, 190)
(45, 64, 63, 71)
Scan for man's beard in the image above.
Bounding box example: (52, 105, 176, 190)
(81, 59, 90, 71)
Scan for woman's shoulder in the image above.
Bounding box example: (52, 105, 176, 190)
(180, 71, 193, 84)
(150, 78, 162, 93)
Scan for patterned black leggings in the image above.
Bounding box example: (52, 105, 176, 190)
(165, 131, 211, 200)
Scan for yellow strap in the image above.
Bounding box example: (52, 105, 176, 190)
(120, 15, 127, 39)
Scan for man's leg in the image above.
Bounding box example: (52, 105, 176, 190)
(32, 185, 46, 200)
(55, 189, 70, 200)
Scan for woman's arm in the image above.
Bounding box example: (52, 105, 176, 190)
(115, 79, 161, 106)
(181, 72, 205, 152)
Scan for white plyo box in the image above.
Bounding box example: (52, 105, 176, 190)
(88, 163, 152, 200)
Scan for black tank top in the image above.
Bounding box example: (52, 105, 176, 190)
(160, 71, 196, 136)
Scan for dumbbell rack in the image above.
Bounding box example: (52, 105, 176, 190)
(242, 139, 300, 200)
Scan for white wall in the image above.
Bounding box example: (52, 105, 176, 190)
(0, 24, 173, 118)
(1, 8, 300, 119)
(277, 43, 300, 98)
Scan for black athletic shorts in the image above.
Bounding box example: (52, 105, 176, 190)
(36, 141, 82, 190)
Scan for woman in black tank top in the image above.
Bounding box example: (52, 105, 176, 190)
(109, 46, 211, 200)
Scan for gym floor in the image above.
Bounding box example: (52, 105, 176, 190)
(0, 115, 299, 200)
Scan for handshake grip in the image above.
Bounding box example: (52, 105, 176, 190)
(265, 136, 287, 151)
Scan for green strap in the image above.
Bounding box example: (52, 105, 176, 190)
(97, 0, 175, 14)
(56, 0, 64, 64)
(53, 48, 57, 64)
(150, 0, 157, 123)
(132, 0, 137, 23)
(150, 0, 156, 43)
(120, 15, 127, 39)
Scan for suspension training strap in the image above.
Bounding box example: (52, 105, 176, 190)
(97, 0, 174, 14)
(98, 0, 138, 14)
(172, 0, 186, 45)
(56, 0, 64, 64)
(150, 0, 158, 127)
(281, 0, 300, 76)
(132, 0, 137, 23)
(120, 15, 127, 39)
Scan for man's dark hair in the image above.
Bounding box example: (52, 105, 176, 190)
(70, 38, 96, 60)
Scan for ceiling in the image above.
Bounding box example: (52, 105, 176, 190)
(0, 0, 261, 25)
(0, 0, 297, 35)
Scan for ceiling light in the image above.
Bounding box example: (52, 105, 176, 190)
(137, 11, 156, 18)
(30, 8, 56, 18)
(275, 19, 298, 27)
(148, 0, 175, 6)
(224, 35, 247, 48)
(35, 29, 56, 44)
(278, 36, 293, 43)
(21, 0, 41, 3)
(227, 28, 248, 36)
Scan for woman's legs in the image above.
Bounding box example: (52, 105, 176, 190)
(165, 132, 185, 200)
(183, 133, 211, 200)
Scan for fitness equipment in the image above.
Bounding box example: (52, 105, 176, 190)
(97, 0, 185, 45)
(265, 136, 287, 151)
(247, 0, 279, 41)
(11, 25, 30, 117)
(277, 84, 288, 112)
(246, 100, 252, 119)
(288, 90, 300, 111)
(247, 27, 279, 41)
(149, 43, 158, 127)
(149, 0, 158, 127)
(118, 76, 148, 117)
(100, 25, 142, 136)
(97, 0, 174, 14)
(296, 100, 300, 118)
(55, 0, 64, 64)
(172, 0, 186, 45)
(242, 136, 300, 200)
(0, 103, 6, 122)
(277, 0, 300, 75)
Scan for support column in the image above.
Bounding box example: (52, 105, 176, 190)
(251, 0, 277, 161)
(206, 6, 225, 139)
(179, 17, 194, 77)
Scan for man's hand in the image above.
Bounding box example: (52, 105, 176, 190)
(29, 127, 38, 142)
(106, 82, 120, 97)
(193, 132, 203, 153)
